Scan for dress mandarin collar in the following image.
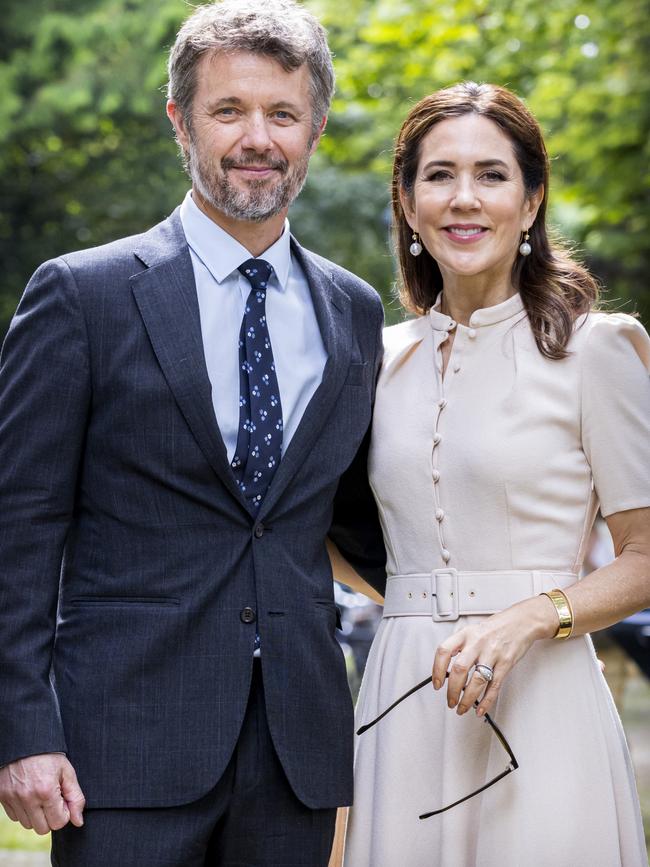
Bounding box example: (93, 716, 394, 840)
(428, 291, 525, 331)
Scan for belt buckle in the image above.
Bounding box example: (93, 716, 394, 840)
(431, 568, 459, 621)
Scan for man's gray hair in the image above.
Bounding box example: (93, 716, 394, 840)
(167, 0, 335, 135)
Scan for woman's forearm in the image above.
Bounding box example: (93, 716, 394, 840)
(326, 539, 384, 605)
(563, 551, 650, 636)
(552, 507, 650, 637)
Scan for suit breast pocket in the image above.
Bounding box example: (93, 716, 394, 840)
(345, 362, 367, 387)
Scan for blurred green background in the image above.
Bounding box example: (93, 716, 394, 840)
(1, 0, 649, 338)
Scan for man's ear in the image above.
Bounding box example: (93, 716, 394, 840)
(166, 99, 191, 153)
(309, 115, 328, 155)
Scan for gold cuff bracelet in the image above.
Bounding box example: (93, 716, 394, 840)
(541, 589, 574, 640)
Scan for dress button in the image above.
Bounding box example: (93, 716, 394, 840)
(432, 469, 441, 483)
(254, 524, 265, 538)
(468, 328, 477, 339)
(433, 433, 442, 445)
(435, 508, 445, 522)
(240, 607, 256, 624)
(448, 320, 456, 330)
(441, 549, 451, 563)
(438, 398, 447, 409)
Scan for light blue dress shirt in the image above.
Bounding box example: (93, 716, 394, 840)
(180, 191, 327, 463)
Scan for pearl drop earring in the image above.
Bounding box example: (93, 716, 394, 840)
(410, 232, 423, 257)
(519, 231, 532, 256)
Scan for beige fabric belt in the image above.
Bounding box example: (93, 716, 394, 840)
(382, 569, 578, 622)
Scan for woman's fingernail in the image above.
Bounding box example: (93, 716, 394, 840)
(433, 678, 441, 690)
(477, 707, 485, 717)
(448, 699, 455, 709)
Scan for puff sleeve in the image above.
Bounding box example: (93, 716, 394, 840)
(580, 313, 650, 517)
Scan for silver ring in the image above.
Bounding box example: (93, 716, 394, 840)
(474, 663, 494, 683)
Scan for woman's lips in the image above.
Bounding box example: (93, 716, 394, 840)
(443, 225, 488, 243)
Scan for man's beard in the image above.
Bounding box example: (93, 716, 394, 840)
(186, 139, 312, 223)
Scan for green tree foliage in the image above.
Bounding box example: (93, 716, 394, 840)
(312, 0, 650, 321)
(0, 0, 185, 333)
(1, 0, 648, 338)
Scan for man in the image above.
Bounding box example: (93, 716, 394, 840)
(0, 1, 385, 864)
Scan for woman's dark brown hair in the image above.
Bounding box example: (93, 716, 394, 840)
(393, 82, 599, 358)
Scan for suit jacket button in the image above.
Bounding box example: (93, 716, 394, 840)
(254, 524, 265, 538)
(240, 607, 256, 624)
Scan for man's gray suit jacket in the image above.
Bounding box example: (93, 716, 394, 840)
(0, 208, 386, 810)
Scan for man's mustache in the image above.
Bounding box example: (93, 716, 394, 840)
(221, 154, 288, 174)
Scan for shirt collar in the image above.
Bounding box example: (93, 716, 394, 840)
(179, 190, 291, 290)
(429, 290, 525, 331)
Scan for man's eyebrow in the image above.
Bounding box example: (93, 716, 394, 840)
(267, 101, 303, 113)
(205, 97, 245, 111)
(204, 97, 304, 113)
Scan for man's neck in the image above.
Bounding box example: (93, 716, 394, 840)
(191, 189, 287, 257)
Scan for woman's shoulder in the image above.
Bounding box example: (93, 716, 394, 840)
(380, 316, 429, 372)
(573, 310, 650, 373)
(383, 315, 428, 350)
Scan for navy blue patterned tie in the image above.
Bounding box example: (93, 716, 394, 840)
(231, 259, 283, 512)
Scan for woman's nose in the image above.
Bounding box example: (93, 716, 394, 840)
(450, 177, 480, 210)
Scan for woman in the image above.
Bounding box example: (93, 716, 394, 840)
(338, 83, 650, 866)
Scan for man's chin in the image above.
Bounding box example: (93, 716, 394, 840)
(193, 165, 305, 223)
(219, 198, 287, 224)
(228, 178, 286, 203)
(225, 188, 293, 222)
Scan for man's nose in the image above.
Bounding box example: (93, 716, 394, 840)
(241, 113, 273, 151)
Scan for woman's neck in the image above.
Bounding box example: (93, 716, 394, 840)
(439, 275, 517, 326)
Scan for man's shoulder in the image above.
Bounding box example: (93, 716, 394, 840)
(57, 209, 183, 279)
(296, 244, 382, 310)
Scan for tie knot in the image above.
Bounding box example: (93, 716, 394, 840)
(238, 259, 273, 292)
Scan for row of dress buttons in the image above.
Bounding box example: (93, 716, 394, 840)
(433, 394, 450, 564)
(434, 322, 480, 562)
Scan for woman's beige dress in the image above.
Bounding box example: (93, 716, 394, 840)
(343, 294, 650, 867)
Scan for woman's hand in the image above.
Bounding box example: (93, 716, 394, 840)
(431, 509, 650, 716)
(432, 595, 558, 717)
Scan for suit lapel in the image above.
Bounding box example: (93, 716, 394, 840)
(259, 241, 353, 518)
(130, 210, 248, 510)
(130, 215, 354, 519)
